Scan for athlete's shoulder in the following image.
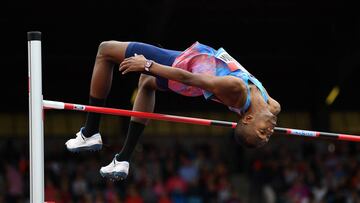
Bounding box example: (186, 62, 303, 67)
(268, 96, 281, 116)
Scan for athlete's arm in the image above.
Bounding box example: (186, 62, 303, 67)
(119, 55, 247, 107)
(119, 55, 215, 89)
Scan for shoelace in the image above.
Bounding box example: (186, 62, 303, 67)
(80, 134, 86, 141)
(113, 154, 118, 165)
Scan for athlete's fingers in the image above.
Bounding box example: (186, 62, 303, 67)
(119, 63, 128, 74)
(119, 60, 129, 67)
(122, 66, 133, 75)
(119, 63, 124, 72)
(119, 62, 130, 72)
(122, 56, 136, 63)
(120, 55, 146, 73)
(119, 60, 132, 71)
(122, 56, 139, 64)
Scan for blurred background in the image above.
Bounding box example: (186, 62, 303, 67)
(1, 0, 360, 202)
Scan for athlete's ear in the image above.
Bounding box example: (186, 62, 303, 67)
(242, 115, 253, 124)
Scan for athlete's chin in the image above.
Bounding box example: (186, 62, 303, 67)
(255, 139, 269, 148)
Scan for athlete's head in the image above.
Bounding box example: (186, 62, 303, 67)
(234, 110, 277, 148)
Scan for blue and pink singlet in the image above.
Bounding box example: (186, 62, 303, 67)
(125, 41, 268, 114)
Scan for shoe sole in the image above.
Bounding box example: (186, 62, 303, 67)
(100, 170, 128, 181)
(66, 144, 102, 152)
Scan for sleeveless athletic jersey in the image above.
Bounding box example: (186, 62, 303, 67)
(168, 42, 268, 115)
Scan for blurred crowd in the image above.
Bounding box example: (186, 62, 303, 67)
(1, 136, 360, 203)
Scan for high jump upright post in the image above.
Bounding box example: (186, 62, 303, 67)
(27, 31, 44, 203)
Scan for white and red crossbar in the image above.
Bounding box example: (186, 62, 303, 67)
(43, 100, 360, 142)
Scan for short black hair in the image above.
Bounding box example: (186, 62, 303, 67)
(234, 121, 265, 148)
(233, 130, 259, 148)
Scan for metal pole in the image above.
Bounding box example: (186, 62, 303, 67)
(28, 31, 44, 203)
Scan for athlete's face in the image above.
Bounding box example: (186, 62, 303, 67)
(252, 112, 277, 146)
(234, 111, 277, 148)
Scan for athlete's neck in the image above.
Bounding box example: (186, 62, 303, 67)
(247, 85, 268, 114)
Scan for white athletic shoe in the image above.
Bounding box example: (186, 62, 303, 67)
(100, 156, 129, 181)
(65, 128, 103, 152)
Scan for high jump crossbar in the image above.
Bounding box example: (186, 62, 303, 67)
(28, 31, 360, 203)
(43, 100, 360, 142)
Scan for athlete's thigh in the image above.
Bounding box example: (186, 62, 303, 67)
(139, 74, 168, 91)
(125, 42, 181, 66)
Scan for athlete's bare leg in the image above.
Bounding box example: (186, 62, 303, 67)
(86, 41, 159, 161)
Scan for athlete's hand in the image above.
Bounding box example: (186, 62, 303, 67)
(119, 54, 147, 74)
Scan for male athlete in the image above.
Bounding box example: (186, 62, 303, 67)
(65, 41, 281, 180)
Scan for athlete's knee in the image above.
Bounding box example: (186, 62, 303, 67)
(96, 40, 128, 62)
(138, 74, 156, 90)
(97, 41, 118, 56)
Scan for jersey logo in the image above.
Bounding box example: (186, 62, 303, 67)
(215, 48, 249, 73)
